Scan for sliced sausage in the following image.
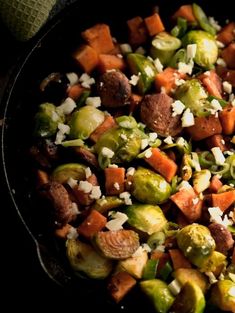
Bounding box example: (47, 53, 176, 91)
(97, 71, 131, 107)
(140, 93, 182, 137)
(208, 222, 234, 255)
(205, 134, 227, 152)
(73, 146, 99, 169)
(40, 181, 76, 227)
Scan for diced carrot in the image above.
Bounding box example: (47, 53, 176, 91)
(144, 147, 177, 182)
(198, 70, 222, 98)
(67, 84, 85, 101)
(127, 16, 148, 47)
(55, 224, 73, 239)
(151, 251, 170, 271)
(172, 5, 197, 23)
(170, 187, 202, 222)
(36, 169, 49, 187)
(109, 43, 122, 55)
(209, 175, 223, 193)
(186, 115, 222, 141)
(232, 247, 235, 264)
(144, 13, 165, 36)
(105, 167, 125, 195)
(219, 105, 235, 135)
(221, 43, 235, 69)
(81, 24, 114, 54)
(78, 210, 107, 239)
(73, 44, 99, 73)
(211, 190, 235, 212)
(90, 115, 117, 142)
(205, 134, 227, 152)
(129, 93, 143, 114)
(155, 67, 186, 94)
(169, 249, 192, 270)
(217, 22, 235, 45)
(108, 271, 136, 303)
(97, 54, 126, 73)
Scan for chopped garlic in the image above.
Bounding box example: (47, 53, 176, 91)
(129, 74, 139, 86)
(144, 65, 155, 77)
(56, 97, 76, 115)
(223, 81, 232, 94)
(79, 73, 95, 88)
(178, 60, 194, 75)
(85, 96, 101, 107)
(120, 43, 132, 54)
(208, 16, 221, 31)
(187, 44, 197, 60)
(67, 177, 78, 188)
(108, 164, 118, 168)
(90, 186, 102, 199)
(119, 192, 132, 205)
(216, 58, 226, 67)
(101, 147, 114, 158)
(127, 167, 135, 176)
(144, 148, 152, 158)
(228, 286, 235, 297)
(67, 227, 78, 240)
(141, 138, 149, 150)
(154, 58, 163, 73)
(168, 279, 182, 296)
(114, 182, 120, 190)
(149, 132, 158, 142)
(171, 100, 185, 117)
(216, 41, 225, 48)
(164, 136, 174, 145)
(78, 180, 93, 193)
(66, 72, 79, 86)
(106, 212, 128, 231)
(181, 108, 195, 127)
(85, 167, 92, 179)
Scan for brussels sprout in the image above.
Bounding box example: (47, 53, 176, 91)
(131, 167, 172, 204)
(177, 224, 215, 267)
(69, 106, 105, 139)
(180, 154, 193, 181)
(223, 153, 235, 180)
(182, 30, 218, 68)
(92, 196, 124, 214)
(127, 53, 157, 94)
(168, 48, 187, 68)
(116, 115, 138, 129)
(192, 3, 216, 36)
(34, 102, 64, 138)
(175, 79, 211, 117)
(95, 126, 144, 168)
(93, 229, 139, 259)
(140, 279, 175, 313)
(171, 281, 205, 313)
(210, 280, 235, 312)
(150, 32, 182, 66)
(66, 239, 112, 279)
(51, 163, 86, 184)
(116, 249, 148, 279)
(173, 268, 208, 293)
(193, 169, 211, 193)
(125, 204, 167, 235)
(199, 251, 226, 273)
(147, 231, 166, 250)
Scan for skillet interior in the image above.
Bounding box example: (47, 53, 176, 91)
(1, 0, 232, 311)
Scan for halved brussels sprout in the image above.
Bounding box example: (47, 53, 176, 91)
(177, 224, 215, 267)
(210, 280, 235, 312)
(182, 30, 218, 68)
(173, 268, 208, 293)
(127, 53, 157, 94)
(34, 102, 64, 138)
(150, 32, 182, 66)
(200, 251, 226, 273)
(175, 79, 211, 117)
(95, 125, 144, 168)
(51, 163, 86, 184)
(69, 106, 105, 139)
(125, 204, 167, 235)
(131, 167, 172, 204)
(140, 279, 175, 313)
(92, 196, 124, 214)
(171, 281, 206, 313)
(193, 169, 211, 193)
(66, 239, 112, 279)
(168, 48, 187, 68)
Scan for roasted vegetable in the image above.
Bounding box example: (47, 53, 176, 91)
(192, 3, 216, 36)
(193, 169, 211, 193)
(182, 30, 218, 68)
(34, 102, 64, 138)
(51, 163, 86, 184)
(210, 280, 235, 312)
(168, 48, 187, 68)
(140, 279, 175, 313)
(171, 281, 206, 313)
(131, 167, 172, 204)
(69, 106, 105, 139)
(125, 204, 167, 235)
(173, 268, 208, 293)
(127, 53, 157, 94)
(150, 32, 182, 66)
(177, 224, 215, 267)
(94, 230, 139, 259)
(66, 239, 112, 279)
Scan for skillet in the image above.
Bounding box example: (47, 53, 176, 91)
(0, 0, 233, 311)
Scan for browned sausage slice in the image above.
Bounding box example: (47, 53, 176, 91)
(97, 71, 131, 107)
(140, 93, 182, 137)
(208, 222, 234, 255)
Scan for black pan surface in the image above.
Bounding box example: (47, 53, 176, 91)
(0, 0, 232, 311)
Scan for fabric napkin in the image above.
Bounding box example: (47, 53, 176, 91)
(0, 0, 76, 41)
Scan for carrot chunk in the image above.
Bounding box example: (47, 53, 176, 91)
(211, 190, 235, 212)
(198, 70, 222, 98)
(172, 5, 196, 23)
(108, 271, 136, 303)
(55, 224, 73, 239)
(209, 175, 223, 193)
(97, 54, 126, 73)
(221, 43, 235, 69)
(144, 13, 165, 36)
(127, 16, 148, 46)
(67, 84, 85, 101)
(105, 167, 125, 195)
(78, 210, 107, 239)
(81, 24, 114, 54)
(155, 67, 186, 94)
(90, 115, 117, 142)
(219, 105, 235, 135)
(169, 249, 192, 270)
(217, 22, 235, 45)
(73, 44, 98, 73)
(144, 148, 178, 182)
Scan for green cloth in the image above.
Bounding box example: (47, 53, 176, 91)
(0, 0, 57, 41)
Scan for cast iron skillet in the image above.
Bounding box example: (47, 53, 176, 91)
(0, 0, 231, 311)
